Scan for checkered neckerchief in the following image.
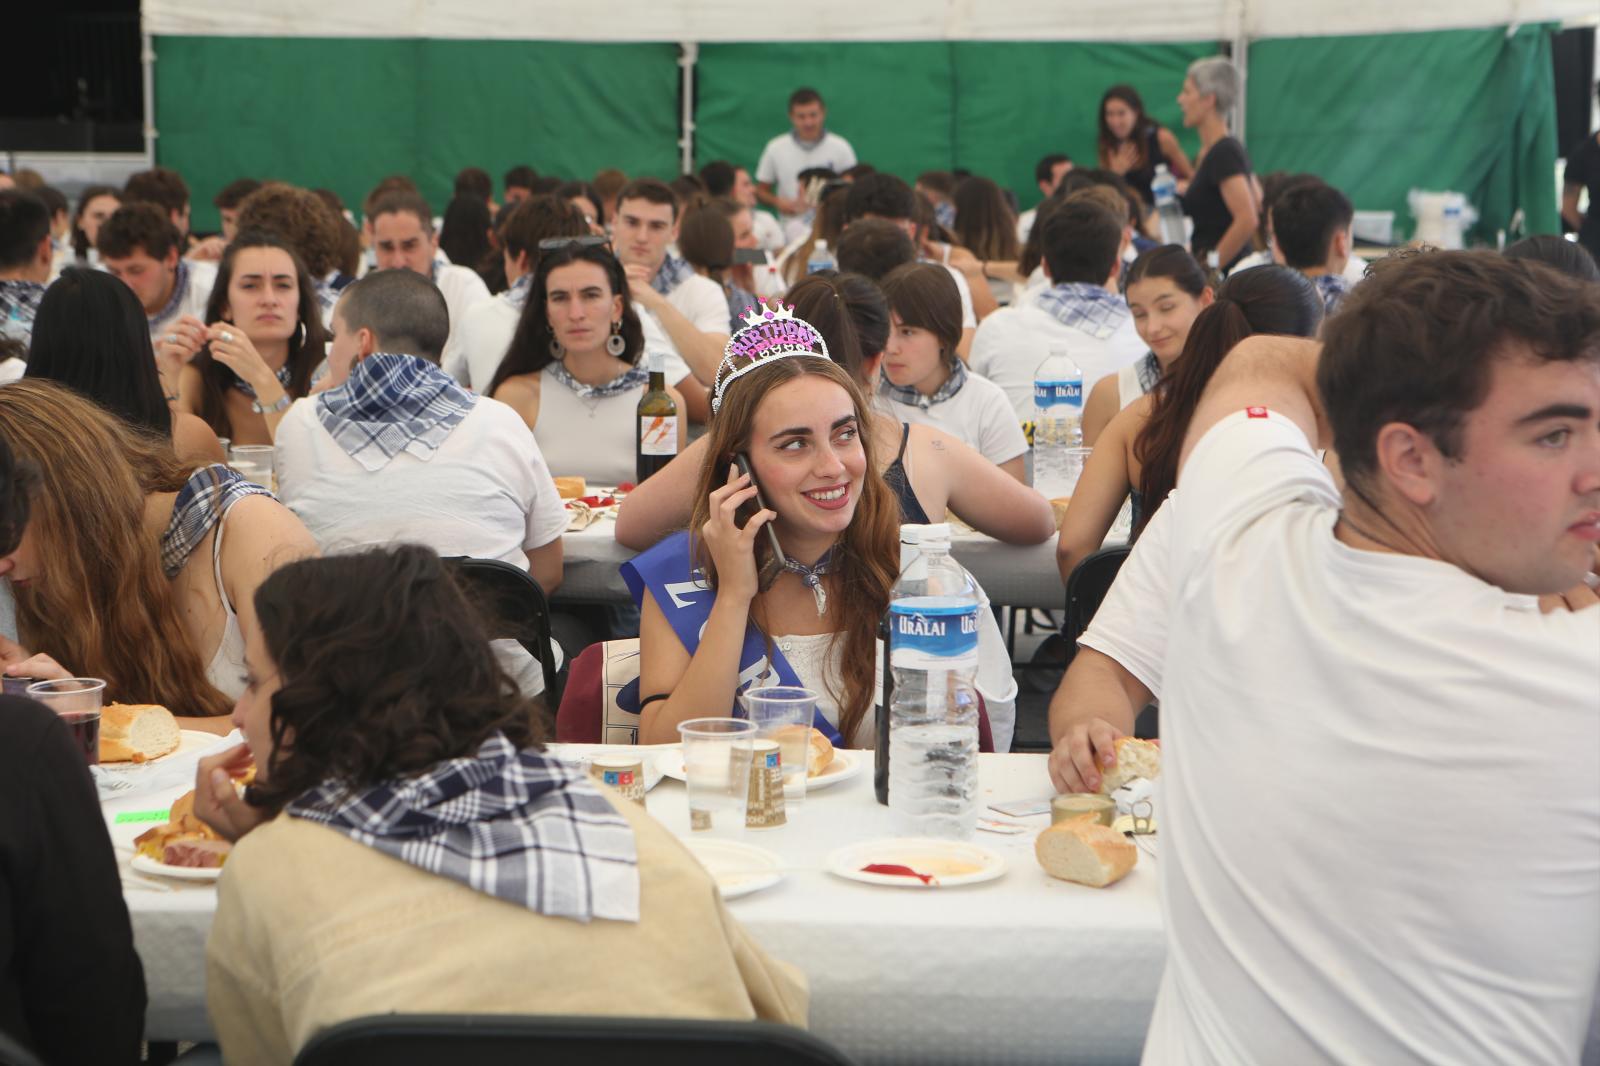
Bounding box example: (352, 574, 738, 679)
(315, 352, 476, 472)
(1135, 351, 1162, 394)
(287, 733, 640, 923)
(159, 465, 274, 579)
(147, 259, 194, 334)
(0, 280, 46, 346)
(1032, 282, 1130, 341)
(1314, 273, 1351, 318)
(880, 359, 969, 410)
(503, 273, 533, 313)
(650, 254, 695, 297)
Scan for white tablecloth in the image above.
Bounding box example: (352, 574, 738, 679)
(112, 751, 1166, 1064)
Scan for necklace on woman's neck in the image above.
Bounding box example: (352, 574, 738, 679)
(781, 548, 835, 617)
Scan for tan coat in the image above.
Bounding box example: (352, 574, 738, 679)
(206, 791, 807, 1065)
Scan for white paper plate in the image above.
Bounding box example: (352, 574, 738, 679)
(100, 729, 228, 771)
(547, 745, 666, 793)
(824, 838, 1007, 889)
(130, 852, 225, 882)
(683, 839, 785, 900)
(658, 746, 862, 791)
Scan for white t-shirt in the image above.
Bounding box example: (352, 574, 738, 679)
(663, 272, 731, 335)
(968, 295, 1147, 423)
(1076, 492, 1173, 698)
(434, 263, 492, 387)
(1016, 206, 1038, 244)
(943, 262, 978, 330)
(148, 259, 217, 343)
(755, 131, 858, 206)
(877, 373, 1026, 468)
(1144, 410, 1600, 1065)
(751, 209, 786, 253)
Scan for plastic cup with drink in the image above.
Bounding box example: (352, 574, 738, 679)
(27, 678, 106, 766)
(677, 717, 757, 834)
(740, 686, 816, 810)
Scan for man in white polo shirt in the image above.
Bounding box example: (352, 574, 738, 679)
(98, 201, 216, 347)
(1141, 251, 1600, 1063)
(365, 190, 490, 389)
(755, 87, 857, 238)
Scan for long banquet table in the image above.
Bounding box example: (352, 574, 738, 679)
(110, 747, 1167, 1065)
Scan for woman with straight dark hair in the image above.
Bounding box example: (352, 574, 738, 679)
(25, 268, 223, 463)
(1097, 84, 1192, 207)
(179, 230, 326, 445)
(1057, 264, 1321, 580)
(438, 193, 494, 285)
(489, 241, 682, 485)
(70, 185, 120, 265)
(556, 180, 606, 232)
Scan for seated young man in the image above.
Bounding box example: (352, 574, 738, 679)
(1271, 179, 1356, 318)
(0, 190, 53, 355)
(834, 217, 916, 282)
(271, 269, 567, 694)
(98, 201, 217, 344)
(969, 199, 1146, 423)
(1138, 252, 1600, 1062)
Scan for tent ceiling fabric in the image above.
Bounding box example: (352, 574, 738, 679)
(139, 0, 1599, 42)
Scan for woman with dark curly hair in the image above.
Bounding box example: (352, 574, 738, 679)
(235, 182, 357, 326)
(194, 545, 806, 1063)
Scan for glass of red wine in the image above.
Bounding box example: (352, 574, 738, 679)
(25, 678, 106, 766)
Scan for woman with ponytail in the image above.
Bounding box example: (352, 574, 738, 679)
(1056, 264, 1321, 581)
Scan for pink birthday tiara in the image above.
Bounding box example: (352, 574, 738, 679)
(711, 300, 832, 415)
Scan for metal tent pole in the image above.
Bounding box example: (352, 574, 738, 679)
(678, 42, 699, 176)
(141, 29, 157, 165)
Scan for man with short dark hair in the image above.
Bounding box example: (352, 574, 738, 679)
(503, 165, 538, 207)
(365, 190, 491, 386)
(835, 217, 916, 281)
(1016, 153, 1073, 242)
(123, 166, 191, 238)
(213, 178, 263, 243)
(1141, 250, 1600, 1062)
(98, 201, 217, 343)
(1271, 180, 1356, 316)
(33, 186, 70, 281)
(755, 87, 857, 235)
(701, 159, 784, 251)
(0, 190, 53, 355)
(970, 199, 1145, 421)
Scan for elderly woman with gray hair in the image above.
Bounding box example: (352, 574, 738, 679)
(1177, 56, 1259, 270)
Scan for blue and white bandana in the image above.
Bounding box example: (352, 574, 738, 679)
(650, 253, 695, 297)
(547, 360, 648, 400)
(933, 200, 957, 231)
(1032, 282, 1130, 341)
(148, 258, 194, 333)
(0, 280, 46, 347)
(315, 352, 476, 472)
(233, 363, 294, 401)
(287, 732, 640, 922)
(724, 281, 758, 332)
(315, 271, 355, 323)
(1135, 351, 1162, 394)
(880, 359, 968, 410)
(502, 273, 533, 314)
(1313, 273, 1351, 318)
(159, 465, 273, 579)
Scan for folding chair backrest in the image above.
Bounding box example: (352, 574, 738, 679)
(443, 556, 559, 703)
(1063, 546, 1132, 645)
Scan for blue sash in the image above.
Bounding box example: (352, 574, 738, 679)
(620, 531, 846, 747)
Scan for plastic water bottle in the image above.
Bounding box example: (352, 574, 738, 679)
(887, 523, 981, 839)
(1032, 350, 1083, 498)
(806, 239, 835, 275)
(1152, 164, 1186, 247)
(875, 524, 923, 805)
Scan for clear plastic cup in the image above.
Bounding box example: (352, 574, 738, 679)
(740, 686, 816, 808)
(677, 717, 757, 834)
(27, 678, 106, 766)
(228, 445, 276, 491)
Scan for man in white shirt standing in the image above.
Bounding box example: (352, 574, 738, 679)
(273, 268, 567, 695)
(755, 88, 857, 241)
(1142, 251, 1600, 1064)
(365, 191, 491, 389)
(98, 202, 217, 346)
(970, 199, 1145, 422)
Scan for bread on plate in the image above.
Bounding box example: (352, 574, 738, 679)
(776, 725, 834, 777)
(99, 703, 180, 763)
(554, 476, 587, 500)
(1034, 819, 1137, 888)
(1099, 736, 1161, 795)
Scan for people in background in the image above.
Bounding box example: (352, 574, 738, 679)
(1097, 84, 1192, 208)
(98, 202, 218, 345)
(756, 87, 858, 239)
(835, 217, 917, 281)
(952, 176, 1021, 304)
(677, 202, 756, 332)
(439, 193, 495, 287)
(124, 166, 211, 256)
(701, 158, 786, 251)
(1561, 87, 1600, 262)
(1270, 179, 1356, 316)
(1016, 153, 1073, 243)
(235, 182, 356, 328)
(592, 168, 627, 229)
(198, 545, 805, 1064)
(0, 190, 52, 354)
(35, 186, 71, 281)
(212, 178, 262, 244)
(915, 170, 957, 229)
(70, 184, 120, 267)
(556, 180, 606, 234)
(453, 166, 496, 213)
(25, 267, 224, 464)
(1177, 56, 1258, 270)
(878, 262, 1028, 479)
(502, 164, 539, 207)
(1504, 233, 1600, 281)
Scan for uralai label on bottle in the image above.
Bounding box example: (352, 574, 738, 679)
(1032, 381, 1083, 408)
(888, 599, 980, 670)
(639, 415, 678, 455)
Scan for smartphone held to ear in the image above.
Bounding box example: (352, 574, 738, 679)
(734, 453, 788, 572)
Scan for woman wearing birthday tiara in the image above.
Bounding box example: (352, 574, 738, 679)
(622, 305, 897, 747)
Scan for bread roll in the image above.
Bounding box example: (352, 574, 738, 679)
(98, 703, 179, 763)
(1100, 736, 1161, 795)
(1035, 819, 1137, 887)
(806, 728, 833, 777)
(554, 476, 586, 500)
(1050, 497, 1072, 529)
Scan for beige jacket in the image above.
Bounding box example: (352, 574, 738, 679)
(206, 791, 807, 1064)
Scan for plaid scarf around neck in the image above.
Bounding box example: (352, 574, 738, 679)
(650, 253, 694, 297)
(1313, 273, 1351, 317)
(287, 733, 640, 923)
(149, 258, 193, 332)
(880, 359, 968, 410)
(315, 352, 476, 472)
(503, 273, 533, 313)
(1033, 282, 1130, 341)
(234, 363, 295, 401)
(546, 360, 648, 400)
(1135, 351, 1162, 395)
(0, 280, 46, 344)
(159, 465, 274, 578)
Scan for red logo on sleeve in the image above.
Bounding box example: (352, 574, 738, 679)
(1246, 406, 1269, 419)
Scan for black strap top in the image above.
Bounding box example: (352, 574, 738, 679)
(882, 422, 932, 525)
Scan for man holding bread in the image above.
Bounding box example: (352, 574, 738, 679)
(1136, 252, 1600, 1063)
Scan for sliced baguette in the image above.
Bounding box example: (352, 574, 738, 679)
(1034, 819, 1137, 888)
(99, 703, 180, 763)
(1100, 736, 1161, 795)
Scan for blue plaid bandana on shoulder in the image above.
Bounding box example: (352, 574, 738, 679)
(651, 254, 695, 297)
(148, 259, 193, 333)
(159, 465, 273, 579)
(546, 361, 648, 400)
(503, 273, 533, 314)
(315, 352, 477, 472)
(0, 280, 46, 345)
(1314, 273, 1351, 318)
(1136, 351, 1162, 394)
(1032, 283, 1130, 341)
(880, 360, 968, 410)
(287, 733, 641, 923)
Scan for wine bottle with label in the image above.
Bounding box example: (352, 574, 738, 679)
(636, 350, 678, 483)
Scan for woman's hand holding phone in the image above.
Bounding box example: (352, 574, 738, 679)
(703, 462, 776, 603)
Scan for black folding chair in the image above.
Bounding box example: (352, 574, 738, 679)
(294, 1014, 860, 1066)
(1063, 546, 1132, 651)
(443, 556, 561, 708)
(0, 1030, 42, 1066)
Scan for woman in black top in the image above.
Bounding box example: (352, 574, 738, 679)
(1177, 56, 1259, 270)
(1098, 84, 1192, 208)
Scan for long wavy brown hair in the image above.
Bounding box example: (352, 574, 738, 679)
(689, 357, 898, 746)
(0, 380, 232, 715)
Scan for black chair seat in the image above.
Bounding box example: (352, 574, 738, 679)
(442, 556, 561, 709)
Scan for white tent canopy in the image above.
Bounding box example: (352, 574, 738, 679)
(141, 0, 1600, 43)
